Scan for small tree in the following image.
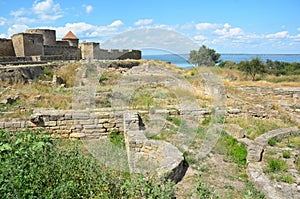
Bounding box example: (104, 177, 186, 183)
(189, 45, 221, 66)
(238, 57, 267, 80)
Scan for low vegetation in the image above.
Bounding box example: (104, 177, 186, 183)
(0, 129, 175, 198)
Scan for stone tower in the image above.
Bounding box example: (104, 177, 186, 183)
(11, 33, 44, 57)
(25, 29, 56, 46)
(62, 31, 79, 47)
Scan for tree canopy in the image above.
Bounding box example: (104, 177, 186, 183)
(237, 57, 267, 80)
(189, 45, 221, 66)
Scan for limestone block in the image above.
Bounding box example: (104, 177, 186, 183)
(49, 115, 60, 121)
(227, 109, 241, 114)
(48, 126, 60, 131)
(60, 134, 69, 139)
(44, 121, 57, 127)
(65, 113, 72, 120)
(226, 124, 245, 139)
(71, 124, 82, 130)
(95, 112, 110, 119)
(0, 122, 4, 128)
(83, 129, 107, 134)
(83, 124, 98, 129)
(98, 119, 109, 124)
(70, 133, 86, 138)
(78, 119, 95, 125)
(12, 122, 21, 128)
(25, 121, 37, 127)
(72, 112, 90, 120)
(4, 122, 12, 128)
(56, 130, 71, 134)
(103, 122, 116, 128)
(20, 121, 25, 128)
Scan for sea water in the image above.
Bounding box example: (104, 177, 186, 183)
(142, 54, 300, 68)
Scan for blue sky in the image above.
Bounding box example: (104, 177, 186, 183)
(0, 0, 299, 54)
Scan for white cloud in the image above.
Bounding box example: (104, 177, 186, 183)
(134, 19, 153, 26)
(229, 27, 244, 36)
(83, 5, 93, 14)
(214, 23, 244, 38)
(0, 34, 7, 38)
(223, 23, 231, 29)
(195, 22, 219, 30)
(10, 8, 27, 17)
(0, 17, 6, 26)
(41, 21, 127, 40)
(265, 31, 289, 39)
(109, 20, 123, 27)
(194, 35, 206, 41)
(32, 0, 63, 21)
(290, 34, 300, 41)
(8, 24, 29, 36)
(298, 27, 300, 31)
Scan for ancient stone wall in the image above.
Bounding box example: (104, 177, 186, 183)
(11, 33, 44, 57)
(44, 45, 80, 59)
(0, 108, 123, 139)
(0, 39, 15, 56)
(98, 49, 141, 60)
(79, 42, 99, 60)
(79, 42, 141, 60)
(25, 29, 56, 46)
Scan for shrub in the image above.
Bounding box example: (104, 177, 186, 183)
(109, 130, 125, 148)
(282, 150, 291, 159)
(0, 130, 175, 198)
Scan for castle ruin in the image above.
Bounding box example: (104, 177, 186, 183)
(0, 29, 141, 64)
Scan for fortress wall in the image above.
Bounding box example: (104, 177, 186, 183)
(12, 33, 44, 57)
(56, 40, 70, 46)
(25, 29, 56, 46)
(79, 42, 99, 59)
(98, 49, 141, 60)
(11, 34, 25, 57)
(0, 39, 15, 56)
(44, 45, 79, 59)
(79, 42, 141, 60)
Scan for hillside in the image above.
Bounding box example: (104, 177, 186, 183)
(0, 60, 299, 198)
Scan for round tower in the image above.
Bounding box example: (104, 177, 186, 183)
(25, 29, 56, 46)
(62, 31, 79, 47)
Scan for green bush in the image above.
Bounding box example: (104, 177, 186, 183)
(215, 134, 247, 167)
(109, 130, 125, 147)
(282, 150, 291, 159)
(0, 130, 175, 198)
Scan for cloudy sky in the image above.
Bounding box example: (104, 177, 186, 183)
(0, 0, 299, 54)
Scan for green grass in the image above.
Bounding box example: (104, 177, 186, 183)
(194, 178, 219, 199)
(0, 129, 175, 198)
(264, 157, 288, 173)
(268, 137, 282, 146)
(214, 133, 247, 167)
(282, 150, 291, 159)
(109, 130, 125, 148)
(165, 114, 182, 126)
(227, 117, 289, 140)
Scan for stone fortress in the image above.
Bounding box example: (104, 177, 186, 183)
(0, 29, 141, 64)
